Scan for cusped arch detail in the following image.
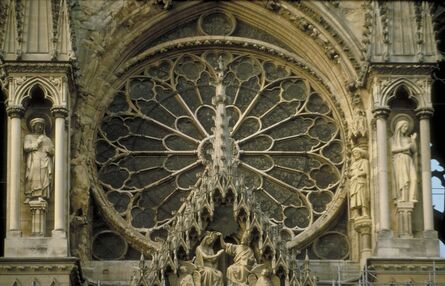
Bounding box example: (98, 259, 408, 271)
(12, 77, 62, 107)
(380, 78, 423, 108)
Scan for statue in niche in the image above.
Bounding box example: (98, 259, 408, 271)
(194, 231, 224, 286)
(349, 147, 370, 218)
(390, 117, 418, 203)
(221, 230, 257, 286)
(24, 117, 54, 203)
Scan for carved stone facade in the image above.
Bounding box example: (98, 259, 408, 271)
(0, 0, 444, 285)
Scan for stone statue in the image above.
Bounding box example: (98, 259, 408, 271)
(194, 231, 224, 286)
(255, 269, 273, 286)
(390, 118, 418, 203)
(221, 230, 257, 286)
(24, 117, 54, 203)
(349, 147, 369, 218)
(178, 265, 196, 286)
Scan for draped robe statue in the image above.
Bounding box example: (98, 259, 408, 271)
(222, 231, 256, 286)
(194, 232, 224, 286)
(24, 117, 54, 202)
(349, 147, 369, 218)
(390, 119, 418, 203)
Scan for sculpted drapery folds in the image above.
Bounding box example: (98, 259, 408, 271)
(24, 117, 54, 203)
(222, 231, 256, 286)
(390, 118, 418, 203)
(194, 232, 224, 286)
(349, 147, 370, 218)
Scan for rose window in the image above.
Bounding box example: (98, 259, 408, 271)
(95, 50, 345, 244)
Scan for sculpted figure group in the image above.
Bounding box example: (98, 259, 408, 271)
(179, 231, 273, 286)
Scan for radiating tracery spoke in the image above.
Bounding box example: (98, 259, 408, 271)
(96, 50, 345, 236)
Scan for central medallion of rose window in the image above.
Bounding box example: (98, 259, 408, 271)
(95, 50, 344, 241)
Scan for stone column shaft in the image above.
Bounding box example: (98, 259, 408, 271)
(7, 107, 24, 234)
(417, 109, 434, 231)
(52, 108, 68, 236)
(374, 108, 391, 231)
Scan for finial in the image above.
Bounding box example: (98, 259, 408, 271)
(215, 56, 225, 83)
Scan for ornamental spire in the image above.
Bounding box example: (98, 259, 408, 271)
(211, 56, 233, 175)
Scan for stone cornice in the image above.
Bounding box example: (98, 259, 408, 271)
(362, 63, 437, 89)
(367, 258, 445, 271)
(367, 63, 437, 77)
(2, 62, 74, 76)
(0, 258, 79, 273)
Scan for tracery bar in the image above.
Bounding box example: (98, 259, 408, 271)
(417, 108, 434, 232)
(52, 107, 68, 236)
(373, 107, 391, 232)
(6, 106, 24, 235)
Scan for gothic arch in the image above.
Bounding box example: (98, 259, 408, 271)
(11, 77, 61, 107)
(73, 0, 364, 261)
(77, 1, 363, 123)
(380, 78, 423, 108)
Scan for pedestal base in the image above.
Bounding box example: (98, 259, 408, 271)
(374, 234, 440, 258)
(29, 199, 48, 236)
(354, 216, 372, 266)
(396, 201, 414, 238)
(4, 236, 69, 257)
(0, 258, 82, 286)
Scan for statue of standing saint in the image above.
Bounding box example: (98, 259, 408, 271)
(349, 147, 370, 218)
(390, 118, 418, 203)
(24, 117, 54, 203)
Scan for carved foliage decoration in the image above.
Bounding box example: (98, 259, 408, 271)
(95, 49, 346, 251)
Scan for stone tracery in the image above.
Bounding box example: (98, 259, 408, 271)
(95, 49, 347, 257)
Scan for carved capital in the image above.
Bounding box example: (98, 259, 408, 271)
(51, 106, 69, 118)
(372, 107, 390, 119)
(415, 107, 434, 119)
(354, 217, 372, 234)
(6, 105, 25, 118)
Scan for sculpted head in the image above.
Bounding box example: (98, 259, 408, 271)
(352, 147, 367, 160)
(30, 117, 46, 134)
(202, 232, 216, 246)
(396, 119, 409, 135)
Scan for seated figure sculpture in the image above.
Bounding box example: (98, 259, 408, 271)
(194, 231, 224, 286)
(221, 230, 256, 286)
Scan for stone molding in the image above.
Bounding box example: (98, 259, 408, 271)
(415, 107, 434, 119)
(6, 105, 25, 118)
(0, 258, 83, 286)
(0, 258, 79, 273)
(51, 106, 69, 118)
(367, 258, 445, 272)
